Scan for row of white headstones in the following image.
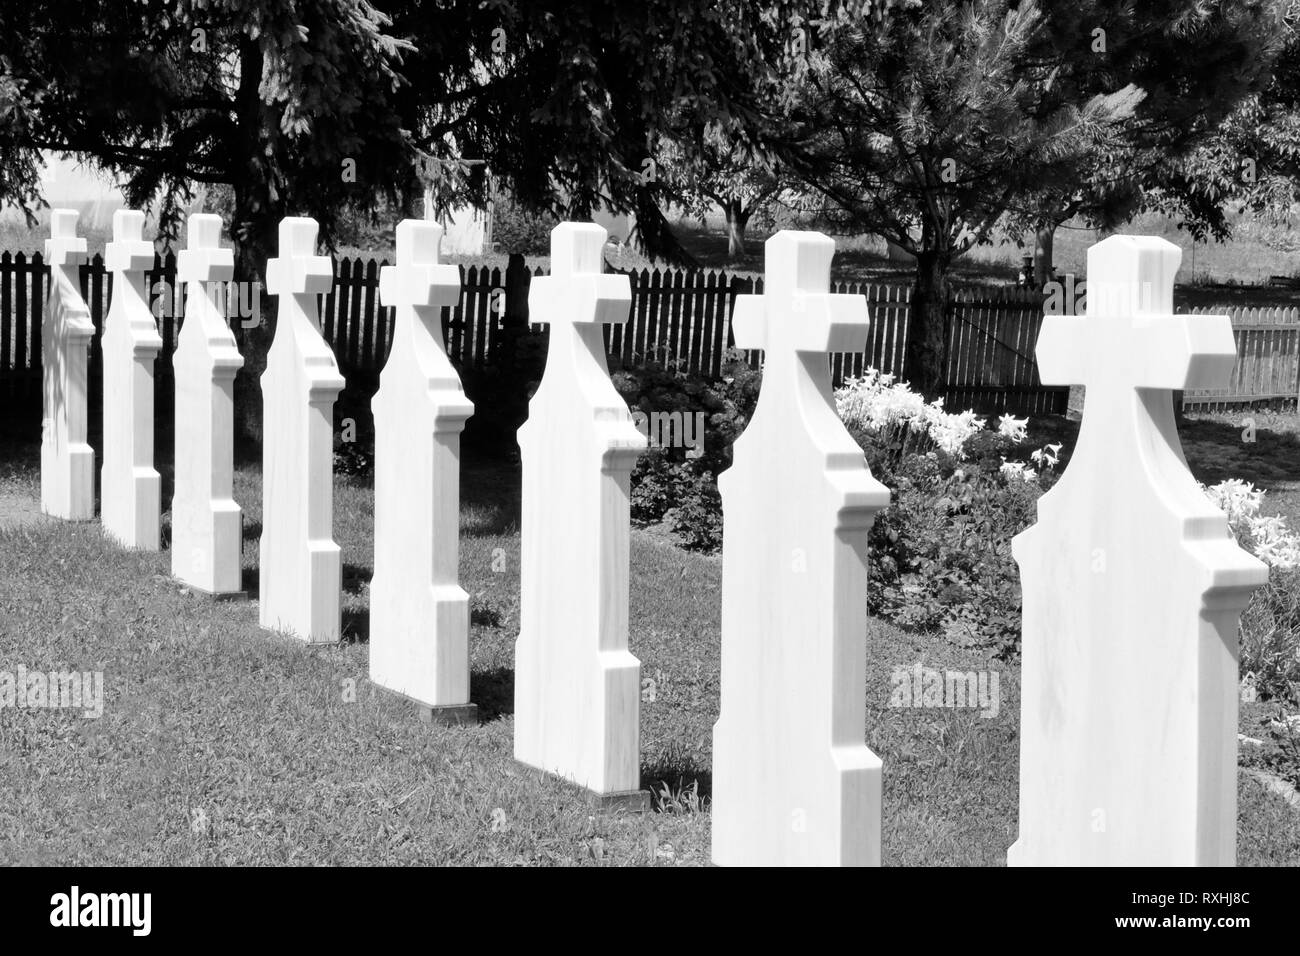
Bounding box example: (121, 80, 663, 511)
(38, 207, 1268, 866)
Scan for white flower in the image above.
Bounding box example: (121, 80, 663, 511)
(1203, 478, 1264, 524)
(834, 369, 984, 459)
(1029, 442, 1063, 471)
(1202, 478, 1300, 568)
(999, 458, 1037, 483)
(996, 414, 1029, 443)
(926, 407, 985, 457)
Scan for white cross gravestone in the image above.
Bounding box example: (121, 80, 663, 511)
(514, 222, 648, 803)
(100, 209, 163, 550)
(259, 217, 345, 643)
(1009, 235, 1269, 866)
(172, 213, 245, 596)
(370, 220, 476, 723)
(41, 209, 96, 520)
(711, 230, 890, 867)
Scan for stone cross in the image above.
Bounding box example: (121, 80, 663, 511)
(101, 209, 163, 549)
(514, 222, 648, 799)
(711, 230, 889, 866)
(41, 209, 95, 520)
(370, 220, 475, 722)
(1010, 235, 1268, 866)
(259, 217, 345, 643)
(172, 213, 245, 595)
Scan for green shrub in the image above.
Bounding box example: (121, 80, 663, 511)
(619, 350, 758, 552)
(333, 442, 374, 478)
(866, 452, 1039, 657)
(630, 451, 723, 550)
(623, 356, 1046, 655)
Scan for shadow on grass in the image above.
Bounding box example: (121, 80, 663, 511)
(470, 665, 514, 720)
(641, 766, 713, 808)
(1181, 413, 1300, 490)
(460, 454, 521, 538)
(342, 607, 369, 645)
(342, 562, 370, 594)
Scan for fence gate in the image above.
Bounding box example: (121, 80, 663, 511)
(944, 288, 1068, 416)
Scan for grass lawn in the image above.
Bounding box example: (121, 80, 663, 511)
(1027, 408, 1300, 521)
(2, 419, 1298, 866)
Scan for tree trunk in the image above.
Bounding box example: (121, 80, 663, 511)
(724, 199, 751, 259)
(903, 251, 950, 397)
(1033, 223, 1055, 287)
(230, 37, 283, 447)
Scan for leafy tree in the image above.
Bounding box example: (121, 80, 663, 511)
(658, 122, 788, 258)
(393, 1, 806, 264)
(0, 0, 819, 263)
(1144, 8, 1300, 243)
(0, 0, 816, 437)
(776, 0, 1282, 394)
(0, 0, 435, 436)
(1012, 0, 1288, 284)
(0, 0, 423, 281)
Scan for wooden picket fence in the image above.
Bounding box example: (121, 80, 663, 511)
(3, 250, 1297, 415)
(1182, 306, 1300, 411)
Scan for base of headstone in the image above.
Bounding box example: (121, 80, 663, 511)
(419, 702, 479, 728)
(175, 580, 249, 603)
(378, 685, 479, 728)
(588, 788, 651, 814)
(511, 759, 650, 813)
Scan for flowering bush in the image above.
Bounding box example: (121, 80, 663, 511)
(1202, 478, 1300, 703)
(1202, 478, 1300, 569)
(998, 459, 1037, 483)
(832, 369, 1079, 654)
(868, 453, 1040, 656)
(631, 361, 1300, 695)
(835, 370, 985, 462)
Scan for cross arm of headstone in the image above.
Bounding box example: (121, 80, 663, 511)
(105, 209, 156, 273)
(1036, 237, 1236, 392)
(528, 223, 630, 328)
(266, 217, 333, 297)
(379, 220, 461, 310)
(45, 208, 88, 266)
(731, 231, 868, 354)
(178, 213, 234, 284)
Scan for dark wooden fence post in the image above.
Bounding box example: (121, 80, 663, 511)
(499, 253, 531, 374)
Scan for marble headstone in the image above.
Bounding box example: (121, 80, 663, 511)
(40, 210, 95, 520)
(1009, 235, 1268, 866)
(370, 220, 475, 715)
(259, 217, 345, 643)
(711, 230, 889, 866)
(514, 222, 646, 797)
(101, 209, 163, 549)
(172, 213, 245, 595)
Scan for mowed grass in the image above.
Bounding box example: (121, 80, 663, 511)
(1, 435, 1298, 865)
